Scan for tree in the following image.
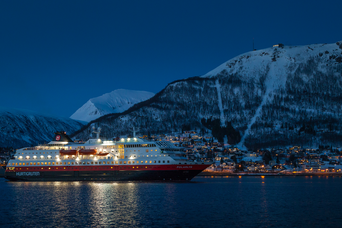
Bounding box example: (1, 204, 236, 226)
(263, 151, 272, 165)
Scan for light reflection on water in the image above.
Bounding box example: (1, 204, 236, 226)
(1, 177, 342, 227)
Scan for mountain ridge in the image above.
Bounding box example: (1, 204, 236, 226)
(71, 41, 342, 148)
(0, 107, 84, 148)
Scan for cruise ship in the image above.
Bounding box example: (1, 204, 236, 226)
(5, 129, 211, 181)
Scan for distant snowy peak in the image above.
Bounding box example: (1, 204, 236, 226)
(70, 89, 155, 122)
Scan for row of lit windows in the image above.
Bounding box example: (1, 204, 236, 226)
(18, 154, 169, 160)
(124, 144, 156, 148)
(19, 148, 160, 155)
(18, 151, 59, 155)
(9, 160, 171, 166)
(125, 149, 158, 152)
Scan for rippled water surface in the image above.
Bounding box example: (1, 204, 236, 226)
(1, 176, 342, 227)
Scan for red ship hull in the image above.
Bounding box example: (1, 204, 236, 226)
(5, 164, 210, 181)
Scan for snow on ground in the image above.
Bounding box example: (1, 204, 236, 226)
(215, 79, 225, 127)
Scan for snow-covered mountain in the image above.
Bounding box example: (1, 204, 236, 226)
(73, 41, 342, 149)
(70, 89, 155, 122)
(0, 107, 84, 148)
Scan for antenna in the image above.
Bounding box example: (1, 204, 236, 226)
(92, 126, 101, 139)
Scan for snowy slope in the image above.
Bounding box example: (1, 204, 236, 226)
(70, 89, 155, 122)
(0, 107, 84, 148)
(73, 41, 342, 149)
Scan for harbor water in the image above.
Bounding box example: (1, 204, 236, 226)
(1, 176, 342, 227)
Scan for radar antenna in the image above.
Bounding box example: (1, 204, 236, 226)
(93, 127, 102, 139)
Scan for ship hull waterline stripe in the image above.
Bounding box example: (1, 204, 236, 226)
(5, 170, 205, 181)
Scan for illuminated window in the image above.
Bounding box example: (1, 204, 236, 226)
(146, 150, 148, 152)
(16, 163, 18, 165)
(149, 161, 152, 163)
(145, 161, 148, 163)
(30, 162, 32, 165)
(124, 161, 126, 164)
(132, 161, 135, 164)
(154, 161, 156, 163)
(64, 162, 66, 165)
(111, 161, 114, 164)
(128, 161, 131, 164)
(95, 162, 98, 164)
(155, 150, 157, 151)
(87, 162, 90, 165)
(71, 162, 74, 165)
(115, 161, 118, 164)
(37, 162, 40, 165)
(107, 162, 110, 164)
(52, 162, 55, 165)
(137, 161, 139, 164)
(120, 161, 122, 164)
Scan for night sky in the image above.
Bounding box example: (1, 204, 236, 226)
(1, 0, 341, 117)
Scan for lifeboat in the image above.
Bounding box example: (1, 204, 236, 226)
(78, 149, 97, 155)
(59, 150, 77, 156)
(96, 152, 109, 156)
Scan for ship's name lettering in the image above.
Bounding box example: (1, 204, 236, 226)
(16, 172, 40, 176)
(177, 166, 192, 168)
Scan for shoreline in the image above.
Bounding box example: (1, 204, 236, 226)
(198, 171, 342, 176)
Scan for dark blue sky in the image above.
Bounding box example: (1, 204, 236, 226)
(1, 0, 341, 117)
